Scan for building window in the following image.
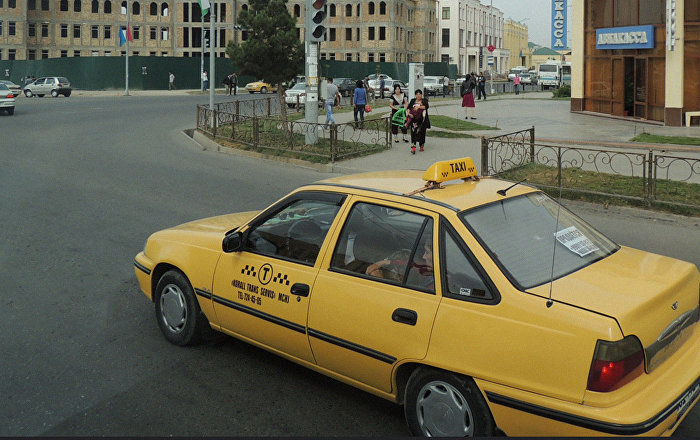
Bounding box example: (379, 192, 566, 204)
(368, 2, 374, 14)
(105, 50, 111, 55)
(61, 24, 68, 37)
(368, 26, 375, 40)
(0, 22, 4, 36)
(41, 23, 48, 37)
(28, 23, 37, 37)
(9, 22, 16, 36)
(132, 1, 140, 14)
(121, 0, 126, 14)
(28, 49, 36, 60)
(379, 1, 385, 14)
(345, 28, 351, 40)
(133, 26, 140, 39)
(356, 3, 359, 16)
(320, 52, 326, 60)
(9, 49, 17, 59)
(74, 50, 80, 56)
(73, 24, 81, 37)
(329, 27, 335, 41)
(28, 0, 36, 9)
(329, 52, 336, 60)
(379, 26, 385, 40)
(104, 0, 111, 13)
(345, 53, 352, 61)
(293, 4, 300, 17)
(104, 25, 111, 39)
(149, 51, 156, 56)
(60, 0, 68, 10)
(8, 0, 15, 7)
(345, 4, 351, 16)
(356, 27, 359, 41)
(442, 28, 449, 47)
(92, 0, 98, 12)
(149, 26, 156, 39)
(368, 52, 374, 62)
(42, 49, 49, 58)
(442, 6, 449, 19)
(329, 3, 335, 16)
(161, 1, 168, 16)
(149, 1, 157, 14)
(161, 27, 168, 40)
(91, 25, 99, 38)
(74, 0, 81, 12)
(379, 52, 385, 62)
(183, 2, 189, 21)
(41, 0, 48, 9)
(61, 50, 68, 57)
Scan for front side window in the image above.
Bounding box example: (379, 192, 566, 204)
(461, 192, 618, 289)
(331, 202, 435, 293)
(245, 194, 344, 265)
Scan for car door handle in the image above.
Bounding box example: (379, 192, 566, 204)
(290, 283, 310, 297)
(392, 308, 417, 326)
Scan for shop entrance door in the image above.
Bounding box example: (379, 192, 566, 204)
(623, 57, 648, 119)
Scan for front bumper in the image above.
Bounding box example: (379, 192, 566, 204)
(134, 252, 154, 300)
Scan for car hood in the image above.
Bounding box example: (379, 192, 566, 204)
(529, 246, 700, 368)
(152, 211, 260, 250)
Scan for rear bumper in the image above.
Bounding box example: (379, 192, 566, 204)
(0, 100, 15, 108)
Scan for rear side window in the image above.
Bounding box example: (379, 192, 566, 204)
(442, 227, 493, 301)
(59, 77, 70, 83)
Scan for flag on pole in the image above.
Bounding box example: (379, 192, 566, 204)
(119, 26, 133, 46)
(198, 0, 210, 17)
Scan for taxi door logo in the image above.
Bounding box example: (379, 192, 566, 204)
(258, 263, 273, 285)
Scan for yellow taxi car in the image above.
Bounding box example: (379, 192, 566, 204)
(244, 80, 277, 94)
(134, 157, 700, 437)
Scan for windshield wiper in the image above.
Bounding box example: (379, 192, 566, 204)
(497, 178, 527, 196)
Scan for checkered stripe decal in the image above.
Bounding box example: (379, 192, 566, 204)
(273, 273, 290, 286)
(241, 265, 257, 277)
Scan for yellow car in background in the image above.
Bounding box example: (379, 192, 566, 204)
(245, 80, 277, 94)
(134, 157, 700, 437)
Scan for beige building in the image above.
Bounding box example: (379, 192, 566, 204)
(0, 0, 439, 62)
(502, 19, 528, 70)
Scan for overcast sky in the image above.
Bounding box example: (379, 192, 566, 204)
(490, 0, 571, 48)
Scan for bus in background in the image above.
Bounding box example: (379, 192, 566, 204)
(538, 60, 571, 89)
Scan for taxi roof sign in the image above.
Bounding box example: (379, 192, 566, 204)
(422, 157, 478, 183)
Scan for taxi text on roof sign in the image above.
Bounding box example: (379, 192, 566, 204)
(422, 157, 478, 183)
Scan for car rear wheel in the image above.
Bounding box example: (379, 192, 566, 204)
(260, 87, 267, 94)
(64, 91, 71, 97)
(405, 368, 495, 437)
(154, 269, 208, 346)
(51, 89, 59, 97)
(24, 90, 33, 97)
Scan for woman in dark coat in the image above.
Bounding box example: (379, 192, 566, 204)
(461, 73, 477, 119)
(406, 89, 430, 154)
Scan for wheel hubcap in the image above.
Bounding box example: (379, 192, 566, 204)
(160, 283, 187, 333)
(416, 380, 474, 437)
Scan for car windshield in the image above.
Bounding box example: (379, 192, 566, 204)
(539, 65, 557, 72)
(291, 83, 305, 90)
(424, 78, 437, 83)
(333, 78, 349, 84)
(0, 84, 9, 91)
(460, 192, 619, 290)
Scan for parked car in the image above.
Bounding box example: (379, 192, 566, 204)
(23, 76, 72, 97)
(518, 72, 534, 85)
(284, 82, 306, 107)
(245, 80, 277, 94)
(367, 74, 392, 93)
(508, 66, 528, 82)
(333, 78, 357, 97)
(422, 76, 442, 96)
(0, 83, 16, 115)
(374, 80, 408, 98)
(528, 69, 539, 84)
(134, 155, 700, 437)
(0, 80, 21, 97)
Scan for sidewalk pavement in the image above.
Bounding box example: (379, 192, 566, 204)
(326, 91, 700, 174)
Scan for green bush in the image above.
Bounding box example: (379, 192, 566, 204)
(552, 84, 571, 98)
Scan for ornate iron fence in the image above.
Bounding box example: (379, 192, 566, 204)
(197, 104, 391, 163)
(481, 128, 700, 209)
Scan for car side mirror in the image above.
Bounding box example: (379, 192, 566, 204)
(222, 231, 243, 253)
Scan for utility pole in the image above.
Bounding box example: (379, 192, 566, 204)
(124, 0, 130, 96)
(304, 0, 327, 145)
(209, 0, 215, 113)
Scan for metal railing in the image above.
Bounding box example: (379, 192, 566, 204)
(481, 128, 700, 209)
(197, 104, 391, 163)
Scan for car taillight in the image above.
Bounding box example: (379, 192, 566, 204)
(587, 336, 644, 392)
(57, 83, 62, 87)
(5, 94, 12, 98)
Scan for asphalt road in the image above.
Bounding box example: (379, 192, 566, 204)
(0, 94, 698, 437)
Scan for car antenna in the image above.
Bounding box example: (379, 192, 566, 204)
(546, 184, 564, 308)
(497, 178, 527, 196)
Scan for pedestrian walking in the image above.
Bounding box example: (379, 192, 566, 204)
(406, 89, 430, 154)
(231, 72, 237, 95)
(202, 70, 209, 92)
(364, 76, 374, 103)
(514, 74, 521, 95)
(168, 72, 176, 90)
(477, 72, 486, 100)
(324, 77, 341, 129)
(461, 73, 477, 119)
(389, 84, 409, 143)
(352, 80, 367, 129)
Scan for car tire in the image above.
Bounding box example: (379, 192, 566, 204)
(404, 367, 495, 437)
(24, 90, 33, 98)
(154, 269, 209, 346)
(260, 87, 267, 94)
(64, 91, 71, 97)
(51, 89, 59, 97)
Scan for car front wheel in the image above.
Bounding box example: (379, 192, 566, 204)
(24, 90, 33, 97)
(260, 87, 267, 94)
(404, 368, 495, 437)
(154, 270, 208, 346)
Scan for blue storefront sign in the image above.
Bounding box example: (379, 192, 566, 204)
(551, 0, 567, 49)
(596, 25, 655, 50)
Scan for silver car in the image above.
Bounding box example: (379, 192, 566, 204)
(0, 83, 16, 115)
(0, 80, 21, 97)
(24, 76, 72, 98)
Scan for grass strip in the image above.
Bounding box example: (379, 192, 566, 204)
(630, 133, 700, 146)
(429, 115, 497, 131)
(498, 163, 700, 216)
(426, 130, 475, 139)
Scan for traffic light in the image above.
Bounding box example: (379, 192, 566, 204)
(306, 0, 327, 42)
